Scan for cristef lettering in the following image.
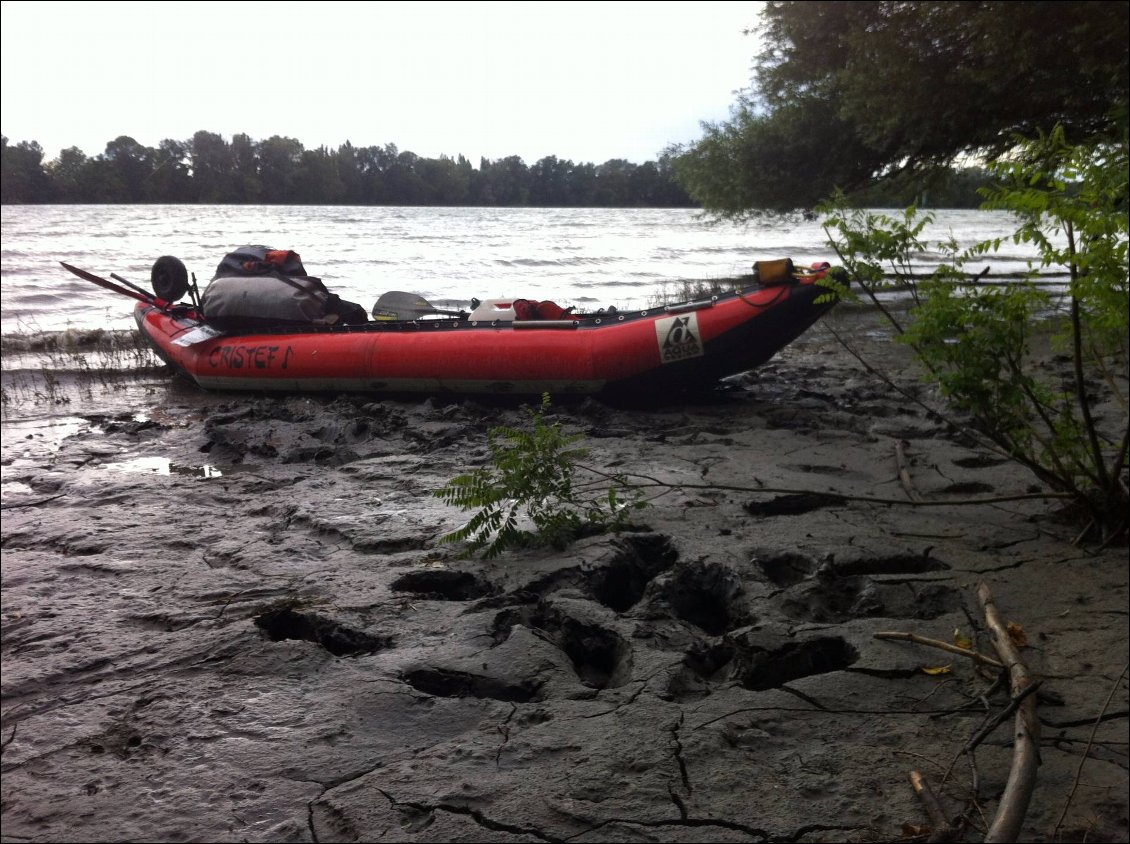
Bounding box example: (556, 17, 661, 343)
(208, 344, 293, 370)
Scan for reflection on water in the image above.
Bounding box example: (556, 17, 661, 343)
(0, 415, 87, 488)
(0, 365, 231, 483)
(103, 456, 224, 478)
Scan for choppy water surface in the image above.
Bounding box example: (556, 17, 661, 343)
(1, 204, 1055, 337)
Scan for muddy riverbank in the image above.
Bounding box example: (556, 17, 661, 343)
(2, 314, 1127, 843)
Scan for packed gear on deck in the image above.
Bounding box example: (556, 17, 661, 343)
(201, 246, 368, 330)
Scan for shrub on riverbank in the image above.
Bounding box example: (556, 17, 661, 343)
(821, 129, 1128, 543)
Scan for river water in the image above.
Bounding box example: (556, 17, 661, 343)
(1, 205, 1053, 337)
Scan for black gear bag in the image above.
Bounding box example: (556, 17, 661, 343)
(201, 246, 367, 330)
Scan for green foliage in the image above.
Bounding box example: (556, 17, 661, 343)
(825, 129, 1129, 539)
(902, 279, 1056, 445)
(816, 200, 965, 317)
(1, 137, 53, 203)
(434, 395, 647, 558)
(676, 1, 1129, 215)
(822, 203, 932, 293)
(975, 124, 1130, 346)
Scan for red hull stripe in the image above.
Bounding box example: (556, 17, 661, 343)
(193, 375, 607, 394)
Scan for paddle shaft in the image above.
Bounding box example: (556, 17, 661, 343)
(61, 262, 172, 310)
(111, 273, 154, 298)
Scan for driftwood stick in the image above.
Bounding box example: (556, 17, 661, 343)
(965, 680, 1043, 754)
(873, 631, 1005, 670)
(909, 770, 962, 842)
(895, 439, 924, 502)
(977, 582, 1040, 843)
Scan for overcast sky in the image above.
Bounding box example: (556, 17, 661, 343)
(1, 1, 765, 166)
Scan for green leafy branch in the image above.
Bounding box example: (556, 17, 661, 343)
(434, 394, 648, 558)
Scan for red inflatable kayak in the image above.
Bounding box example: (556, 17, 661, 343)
(61, 256, 843, 397)
(128, 269, 840, 398)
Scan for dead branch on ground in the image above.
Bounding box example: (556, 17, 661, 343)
(977, 582, 1040, 843)
(873, 631, 1004, 670)
(909, 770, 963, 842)
(878, 585, 1041, 841)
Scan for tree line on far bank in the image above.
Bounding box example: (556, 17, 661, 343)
(0, 132, 695, 207)
(0, 130, 995, 208)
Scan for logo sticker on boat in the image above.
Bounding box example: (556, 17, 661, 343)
(655, 313, 703, 363)
(173, 325, 224, 346)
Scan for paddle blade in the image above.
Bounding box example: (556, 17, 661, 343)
(373, 290, 438, 320)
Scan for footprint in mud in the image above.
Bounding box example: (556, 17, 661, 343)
(735, 637, 860, 691)
(651, 560, 750, 636)
(253, 606, 391, 657)
(756, 552, 949, 585)
(587, 533, 679, 613)
(667, 641, 737, 700)
(518, 532, 679, 614)
(401, 668, 543, 702)
(780, 577, 961, 623)
(754, 552, 821, 587)
(389, 569, 496, 601)
(936, 481, 995, 495)
(781, 463, 868, 479)
(491, 603, 633, 690)
(668, 636, 859, 699)
(745, 493, 845, 517)
(832, 554, 950, 577)
(753, 552, 958, 623)
(952, 454, 1010, 469)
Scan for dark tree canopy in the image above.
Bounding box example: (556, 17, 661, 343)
(675, 0, 1130, 214)
(0, 132, 694, 208)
